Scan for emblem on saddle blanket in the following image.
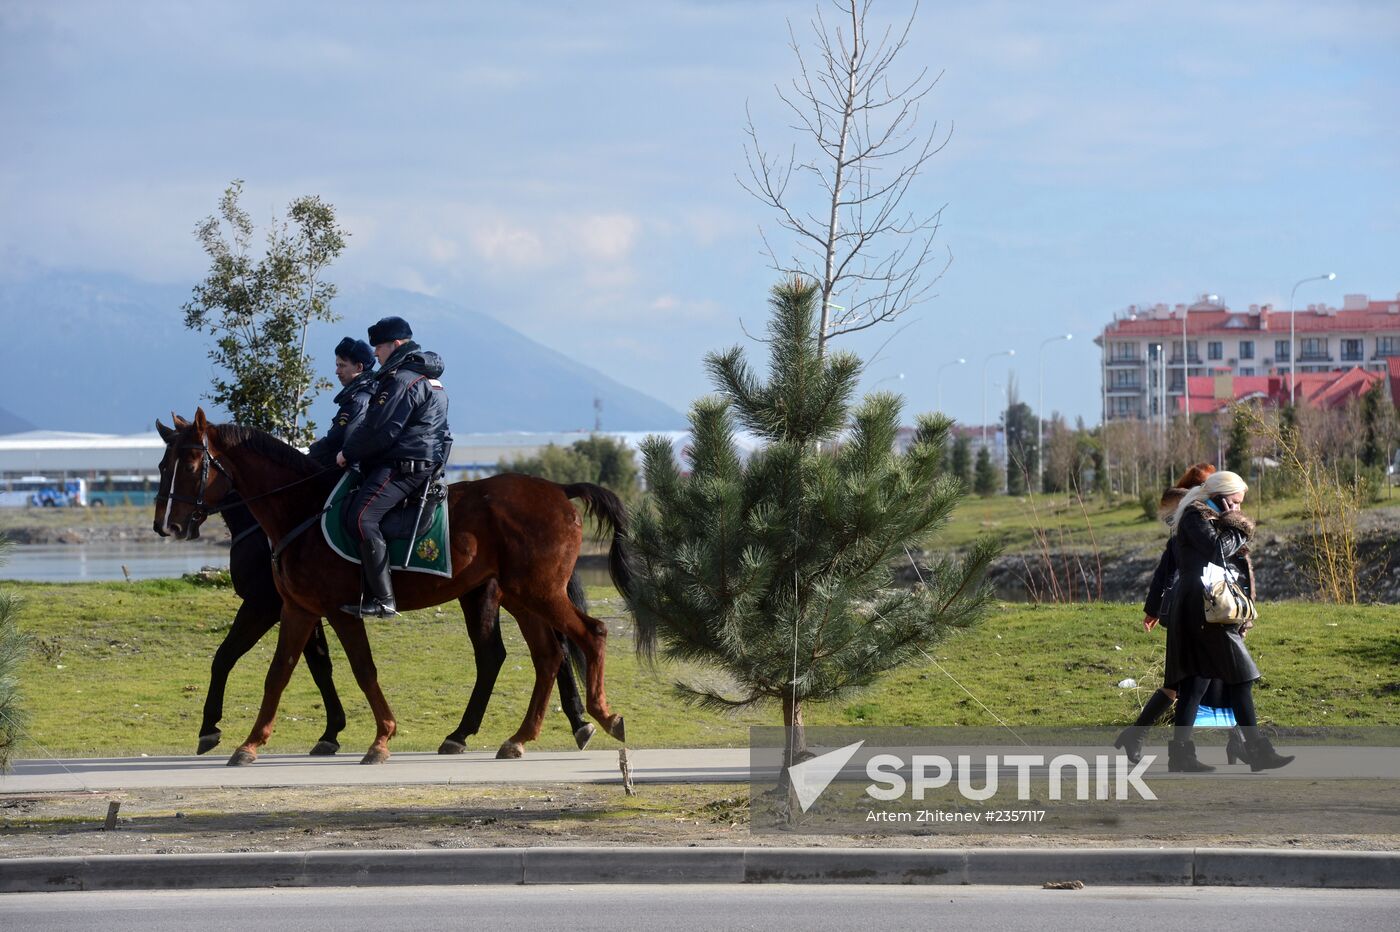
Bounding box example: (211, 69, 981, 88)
(320, 472, 452, 578)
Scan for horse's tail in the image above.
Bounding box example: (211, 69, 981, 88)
(562, 483, 647, 653)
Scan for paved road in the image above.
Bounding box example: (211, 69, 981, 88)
(3, 884, 1398, 931)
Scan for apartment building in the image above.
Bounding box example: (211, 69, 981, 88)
(1094, 292, 1400, 421)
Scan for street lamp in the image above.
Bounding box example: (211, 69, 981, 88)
(1037, 333, 1072, 493)
(936, 358, 965, 413)
(982, 349, 1015, 449)
(1288, 273, 1337, 405)
(874, 372, 906, 389)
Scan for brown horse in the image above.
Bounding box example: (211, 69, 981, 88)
(154, 408, 631, 765)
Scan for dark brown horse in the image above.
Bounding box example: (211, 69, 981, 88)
(154, 408, 630, 765)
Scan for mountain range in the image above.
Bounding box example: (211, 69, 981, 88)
(0, 268, 685, 435)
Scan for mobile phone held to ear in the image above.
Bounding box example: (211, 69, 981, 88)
(1211, 494, 1229, 511)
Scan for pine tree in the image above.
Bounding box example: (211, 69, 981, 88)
(950, 435, 973, 487)
(1225, 404, 1252, 476)
(973, 446, 998, 496)
(0, 537, 29, 771)
(1003, 392, 1037, 496)
(1359, 379, 1393, 470)
(628, 279, 996, 778)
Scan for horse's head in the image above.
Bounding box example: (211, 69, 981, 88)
(153, 407, 235, 540)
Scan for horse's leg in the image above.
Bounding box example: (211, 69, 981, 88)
(198, 597, 276, 754)
(227, 607, 318, 766)
(323, 612, 397, 765)
(302, 621, 346, 756)
(519, 592, 624, 742)
(494, 608, 565, 760)
(555, 632, 595, 750)
(438, 582, 505, 754)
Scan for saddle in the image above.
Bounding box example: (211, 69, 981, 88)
(321, 471, 453, 578)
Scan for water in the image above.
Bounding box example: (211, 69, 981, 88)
(0, 543, 230, 583)
(1, 544, 618, 588)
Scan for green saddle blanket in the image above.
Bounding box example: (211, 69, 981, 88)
(321, 471, 452, 578)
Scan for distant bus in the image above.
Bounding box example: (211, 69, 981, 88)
(0, 476, 88, 508)
(86, 475, 160, 507)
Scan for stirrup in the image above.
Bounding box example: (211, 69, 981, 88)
(339, 598, 399, 619)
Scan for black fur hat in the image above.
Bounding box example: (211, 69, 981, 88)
(334, 336, 375, 369)
(367, 316, 412, 345)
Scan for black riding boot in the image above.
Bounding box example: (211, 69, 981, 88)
(1167, 738, 1214, 773)
(1241, 729, 1294, 772)
(340, 539, 398, 618)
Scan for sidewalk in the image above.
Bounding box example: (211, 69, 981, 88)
(0, 748, 751, 795)
(4, 744, 1398, 795)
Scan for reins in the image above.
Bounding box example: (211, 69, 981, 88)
(156, 434, 339, 523)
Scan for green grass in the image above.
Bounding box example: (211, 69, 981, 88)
(8, 579, 1396, 758)
(935, 491, 1399, 554)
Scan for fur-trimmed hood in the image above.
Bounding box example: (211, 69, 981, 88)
(1217, 508, 1256, 540)
(1186, 500, 1256, 542)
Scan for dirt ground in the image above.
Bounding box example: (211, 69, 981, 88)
(2, 782, 1396, 859)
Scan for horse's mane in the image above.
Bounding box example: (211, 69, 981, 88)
(213, 424, 320, 476)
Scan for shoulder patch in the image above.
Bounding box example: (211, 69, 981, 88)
(429, 379, 443, 389)
(336, 415, 349, 426)
(375, 391, 391, 406)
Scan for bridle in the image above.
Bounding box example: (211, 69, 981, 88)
(156, 436, 230, 530)
(156, 433, 338, 532)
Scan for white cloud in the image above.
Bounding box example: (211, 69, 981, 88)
(570, 213, 639, 263)
(467, 222, 545, 267)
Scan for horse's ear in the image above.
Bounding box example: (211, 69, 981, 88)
(193, 407, 208, 433)
(172, 413, 190, 428)
(155, 419, 175, 442)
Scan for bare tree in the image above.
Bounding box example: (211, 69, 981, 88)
(740, 0, 951, 357)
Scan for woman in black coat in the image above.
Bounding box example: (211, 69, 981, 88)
(1114, 464, 1250, 766)
(1162, 470, 1293, 772)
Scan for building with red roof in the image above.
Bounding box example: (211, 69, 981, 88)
(1094, 292, 1400, 422)
(1179, 367, 1392, 416)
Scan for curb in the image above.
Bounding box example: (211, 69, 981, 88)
(2, 847, 1397, 893)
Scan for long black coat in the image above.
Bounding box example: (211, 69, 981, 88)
(1162, 503, 1260, 686)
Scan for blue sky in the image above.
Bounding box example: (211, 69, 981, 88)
(2, 0, 1397, 428)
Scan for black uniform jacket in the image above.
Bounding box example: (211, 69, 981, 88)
(340, 341, 450, 468)
(307, 369, 378, 468)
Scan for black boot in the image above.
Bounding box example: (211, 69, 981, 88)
(1113, 726, 1148, 764)
(1167, 738, 1215, 773)
(340, 539, 398, 618)
(1242, 730, 1294, 772)
(1226, 727, 1252, 765)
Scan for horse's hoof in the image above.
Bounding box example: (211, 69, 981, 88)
(573, 724, 596, 751)
(496, 741, 524, 760)
(607, 715, 626, 743)
(227, 748, 257, 767)
(360, 747, 390, 765)
(438, 738, 468, 755)
(308, 740, 340, 756)
(196, 731, 221, 755)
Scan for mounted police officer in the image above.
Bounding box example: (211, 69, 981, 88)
(335, 316, 450, 618)
(306, 337, 378, 469)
